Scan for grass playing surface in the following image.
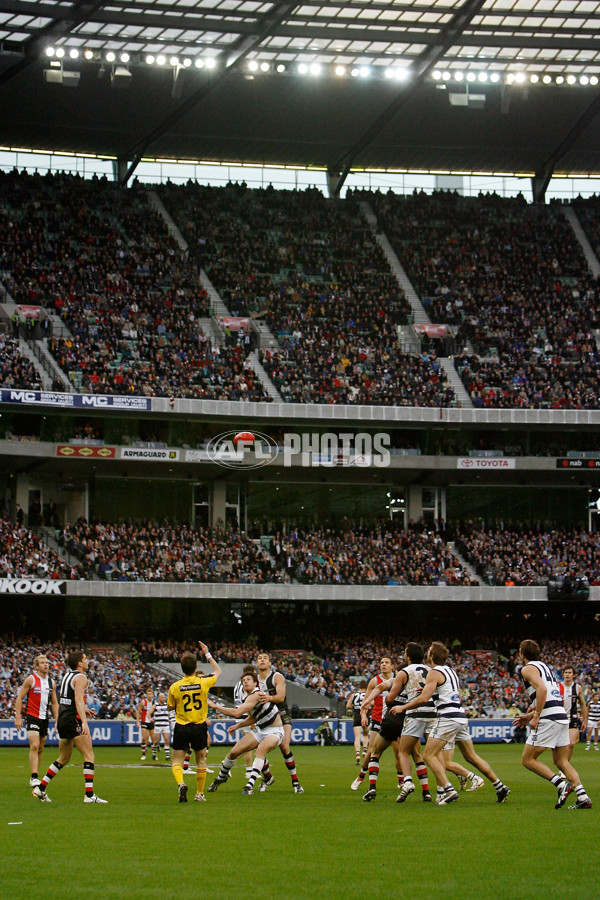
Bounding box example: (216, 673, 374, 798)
(1, 743, 599, 899)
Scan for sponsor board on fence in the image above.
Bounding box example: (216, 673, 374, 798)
(0, 579, 66, 595)
(56, 445, 116, 459)
(556, 457, 600, 469)
(0, 390, 151, 411)
(120, 447, 180, 461)
(457, 458, 516, 470)
(0, 718, 515, 745)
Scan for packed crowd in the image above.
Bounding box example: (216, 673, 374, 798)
(269, 522, 476, 586)
(359, 188, 600, 409)
(0, 170, 269, 401)
(0, 519, 71, 580)
(454, 523, 600, 586)
(58, 518, 279, 583)
(159, 182, 458, 407)
(0, 334, 43, 391)
(3, 634, 598, 721)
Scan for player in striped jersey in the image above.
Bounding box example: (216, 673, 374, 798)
(514, 640, 592, 809)
(33, 650, 107, 804)
(154, 692, 171, 761)
(350, 657, 394, 791)
(233, 664, 265, 782)
(15, 654, 58, 788)
(346, 680, 369, 765)
(560, 667, 587, 761)
(585, 692, 600, 750)
(207, 669, 284, 795)
(396, 642, 510, 806)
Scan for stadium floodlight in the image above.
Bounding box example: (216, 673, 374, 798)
(506, 73, 515, 83)
(310, 63, 321, 75)
(556, 75, 564, 84)
(566, 75, 576, 85)
(276, 64, 286, 73)
(478, 71, 488, 82)
(454, 71, 464, 82)
(69, 49, 79, 59)
(183, 58, 192, 68)
(298, 63, 308, 74)
(121, 53, 130, 63)
(395, 67, 409, 80)
(106, 51, 116, 63)
(580, 75, 589, 85)
(170, 57, 179, 67)
(490, 72, 500, 83)
(260, 62, 269, 72)
(466, 72, 476, 83)
(442, 71, 451, 81)
(146, 55, 155, 65)
(359, 66, 369, 78)
(591, 76, 599, 86)
(205, 58, 216, 69)
(515, 72, 525, 83)
(45, 47, 55, 57)
(384, 68, 393, 79)
(530, 74, 539, 84)
(84, 50, 94, 60)
(248, 60, 258, 72)
(542, 74, 551, 84)
(156, 55, 166, 66)
(335, 65, 346, 76)
(432, 70, 441, 81)
(55, 48, 65, 59)
(195, 58, 204, 69)
(350, 67, 359, 77)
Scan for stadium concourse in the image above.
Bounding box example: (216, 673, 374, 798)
(2, 632, 600, 722)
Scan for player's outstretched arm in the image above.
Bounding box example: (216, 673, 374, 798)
(394, 669, 439, 714)
(199, 642, 221, 680)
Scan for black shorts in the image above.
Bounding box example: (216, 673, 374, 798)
(141, 721, 155, 732)
(57, 713, 83, 741)
(353, 711, 363, 728)
(370, 718, 382, 734)
(279, 709, 292, 727)
(379, 712, 405, 743)
(172, 722, 208, 753)
(26, 715, 49, 738)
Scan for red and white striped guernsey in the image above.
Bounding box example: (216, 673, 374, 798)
(371, 673, 389, 723)
(141, 697, 154, 723)
(26, 672, 52, 720)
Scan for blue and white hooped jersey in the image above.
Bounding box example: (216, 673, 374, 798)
(432, 665, 467, 721)
(522, 661, 568, 723)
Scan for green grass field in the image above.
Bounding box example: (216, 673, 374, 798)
(1, 743, 599, 899)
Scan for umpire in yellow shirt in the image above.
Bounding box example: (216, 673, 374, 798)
(168, 641, 221, 803)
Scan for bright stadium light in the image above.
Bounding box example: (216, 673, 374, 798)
(580, 75, 589, 85)
(106, 51, 116, 63)
(170, 57, 179, 67)
(55, 48, 65, 59)
(260, 62, 269, 72)
(156, 55, 166, 66)
(45, 47, 55, 57)
(183, 58, 192, 68)
(478, 71, 488, 82)
(205, 58, 216, 69)
(248, 60, 258, 72)
(466, 72, 476, 83)
(530, 74, 539, 84)
(310, 63, 321, 75)
(121, 52, 130, 63)
(556, 75, 564, 84)
(543, 74, 551, 84)
(432, 70, 442, 81)
(359, 66, 370, 78)
(146, 55, 155, 65)
(490, 72, 500, 83)
(195, 58, 204, 69)
(515, 72, 525, 83)
(591, 76, 599, 86)
(566, 74, 576, 85)
(335, 65, 346, 76)
(442, 71, 451, 82)
(454, 71, 464, 82)
(276, 64, 286, 73)
(69, 49, 79, 59)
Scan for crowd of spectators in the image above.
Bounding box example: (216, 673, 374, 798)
(455, 522, 600, 586)
(357, 188, 600, 409)
(0, 519, 71, 580)
(0, 169, 269, 401)
(158, 181, 458, 407)
(3, 633, 599, 722)
(0, 333, 43, 391)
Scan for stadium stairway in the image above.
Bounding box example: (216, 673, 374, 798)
(36, 526, 80, 570)
(246, 350, 282, 402)
(17, 339, 53, 390)
(358, 201, 431, 325)
(447, 541, 480, 584)
(439, 358, 473, 408)
(562, 206, 600, 278)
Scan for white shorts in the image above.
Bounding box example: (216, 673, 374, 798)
(588, 720, 600, 731)
(526, 719, 570, 749)
(402, 717, 436, 740)
(252, 725, 284, 747)
(429, 718, 471, 747)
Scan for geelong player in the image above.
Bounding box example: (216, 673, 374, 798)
(346, 680, 369, 765)
(514, 640, 591, 809)
(256, 652, 304, 793)
(207, 669, 284, 795)
(33, 650, 107, 804)
(167, 642, 221, 802)
(586, 692, 600, 750)
(15, 654, 58, 787)
(395, 642, 510, 805)
(560, 666, 587, 760)
(154, 692, 171, 761)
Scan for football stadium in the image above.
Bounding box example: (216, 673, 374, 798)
(1, 0, 600, 897)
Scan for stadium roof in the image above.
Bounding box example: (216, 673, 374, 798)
(1, 0, 600, 191)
